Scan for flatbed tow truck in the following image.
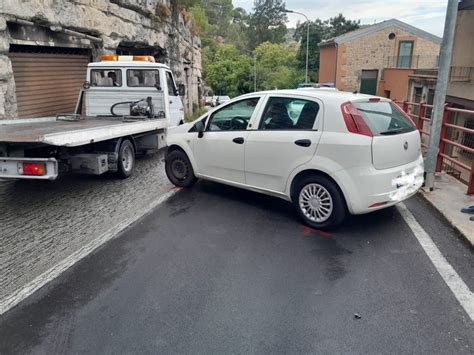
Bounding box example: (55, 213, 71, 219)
(0, 55, 185, 180)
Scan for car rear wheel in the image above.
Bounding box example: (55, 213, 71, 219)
(165, 149, 197, 188)
(117, 139, 135, 179)
(293, 175, 347, 229)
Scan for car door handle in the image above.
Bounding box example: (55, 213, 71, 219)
(232, 137, 245, 144)
(294, 139, 311, 147)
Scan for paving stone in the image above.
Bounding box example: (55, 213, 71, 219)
(0, 152, 171, 302)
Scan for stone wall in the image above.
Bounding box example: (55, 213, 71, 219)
(0, 0, 202, 119)
(338, 25, 440, 92)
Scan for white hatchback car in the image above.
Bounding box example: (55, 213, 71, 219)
(165, 90, 424, 228)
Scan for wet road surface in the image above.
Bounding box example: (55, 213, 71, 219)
(0, 181, 473, 353)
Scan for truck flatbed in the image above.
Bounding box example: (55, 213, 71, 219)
(0, 117, 167, 147)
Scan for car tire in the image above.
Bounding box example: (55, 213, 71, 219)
(293, 175, 347, 229)
(117, 139, 135, 179)
(165, 149, 197, 188)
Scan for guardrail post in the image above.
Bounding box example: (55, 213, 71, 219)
(402, 100, 408, 113)
(417, 102, 425, 132)
(468, 159, 474, 195)
(435, 105, 450, 172)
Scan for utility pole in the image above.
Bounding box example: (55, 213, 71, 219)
(285, 9, 310, 83)
(425, 0, 458, 190)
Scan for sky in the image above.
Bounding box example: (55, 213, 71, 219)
(233, 0, 448, 37)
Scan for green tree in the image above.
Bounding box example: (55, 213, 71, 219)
(247, 0, 288, 49)
(205, 44, 253, 96)
(254, 42, 304, 90)
(190, 5, 209, 34)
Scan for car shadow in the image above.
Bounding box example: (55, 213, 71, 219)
(190, 180, 401, 237)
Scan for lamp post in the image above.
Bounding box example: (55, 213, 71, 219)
(285, 9, 310, 83)
(243, 49, 257, 92)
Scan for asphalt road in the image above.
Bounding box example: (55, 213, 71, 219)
(0, 181, 473, 354)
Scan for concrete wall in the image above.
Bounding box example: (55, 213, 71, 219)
(447, 8, 474, 102)
(377, 68, 414, 101)
(336, 26, 439, 93)
(0, 0, 202, 119)
(318, 45, 336, 84)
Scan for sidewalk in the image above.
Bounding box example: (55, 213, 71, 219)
(421, 172, 474, 247)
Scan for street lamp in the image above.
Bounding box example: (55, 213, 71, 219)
(242, 49, 257, 92)
(285, 9, 310, 83)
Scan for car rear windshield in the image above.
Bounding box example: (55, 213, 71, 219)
(353, 101, 415, 136)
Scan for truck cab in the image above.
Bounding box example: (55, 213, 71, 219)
(84, 55, 185, 126)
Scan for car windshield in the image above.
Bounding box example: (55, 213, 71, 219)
(353, 101, 415, 135)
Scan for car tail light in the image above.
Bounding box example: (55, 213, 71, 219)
(341, 102, 373, 137)
(22, 163, 46, 176)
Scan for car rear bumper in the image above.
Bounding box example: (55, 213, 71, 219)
(337, 155, 424, 215)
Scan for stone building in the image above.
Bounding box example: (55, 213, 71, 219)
(318, 19, 441, 99)
(0, 0, 202, 119)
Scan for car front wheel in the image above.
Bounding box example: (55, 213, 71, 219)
(165, 149, 197, 188)
(293, 175, 347, 229)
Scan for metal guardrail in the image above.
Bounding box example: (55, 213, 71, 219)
(396, 101, 474, 195)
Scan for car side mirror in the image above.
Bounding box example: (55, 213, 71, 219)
(195, 120, 205, 138)
(178, 83, 186, 96)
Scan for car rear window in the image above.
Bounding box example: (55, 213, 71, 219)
(353, 101, 415, 136)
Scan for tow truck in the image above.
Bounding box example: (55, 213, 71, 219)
(0, 55, 186, 180)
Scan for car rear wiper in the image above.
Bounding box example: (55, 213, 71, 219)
(380, 128, 409, 135)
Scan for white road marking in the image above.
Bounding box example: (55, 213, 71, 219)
(397, 202, 474, 321)
(0, 188, 179, 316)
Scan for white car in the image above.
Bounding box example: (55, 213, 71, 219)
(213, 95, 231, 106)
(165, 90, 424, 228)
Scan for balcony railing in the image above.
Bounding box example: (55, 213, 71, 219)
(385, 55, 439, 69)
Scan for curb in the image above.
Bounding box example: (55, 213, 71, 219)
(418, 189, 474, 249)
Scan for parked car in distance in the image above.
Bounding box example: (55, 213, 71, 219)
(165, 90, 424, 228)
(204, 96, 214, 107)
(213, 95, 231, 106)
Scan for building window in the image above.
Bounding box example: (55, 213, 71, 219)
(388, 33, 396, 40)
(397, 41, 414, 68)
(426, 89, 435, 118)
(412, 87, 423, 115)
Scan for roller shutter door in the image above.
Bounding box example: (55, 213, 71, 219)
(9, 47, 89, 118)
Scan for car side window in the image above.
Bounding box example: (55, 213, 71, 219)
(166, 71, 177, 96)
(259, 97, 319, 130)
(207, 97, 260, 131)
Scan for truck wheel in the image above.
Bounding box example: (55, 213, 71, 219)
(117, 139, 135, 179)
(293, 175, 347, 229)
(165, 150, 197, 187)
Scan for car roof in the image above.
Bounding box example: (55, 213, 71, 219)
(238, 89, 387, 103)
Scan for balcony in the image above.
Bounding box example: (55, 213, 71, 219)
(385, 55, 439, 69)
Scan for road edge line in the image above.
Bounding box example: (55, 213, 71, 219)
(397, 202, 474, 322)
(0, 188, 178, 316)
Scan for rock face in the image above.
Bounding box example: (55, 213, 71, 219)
(0, 0, 202, 119)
